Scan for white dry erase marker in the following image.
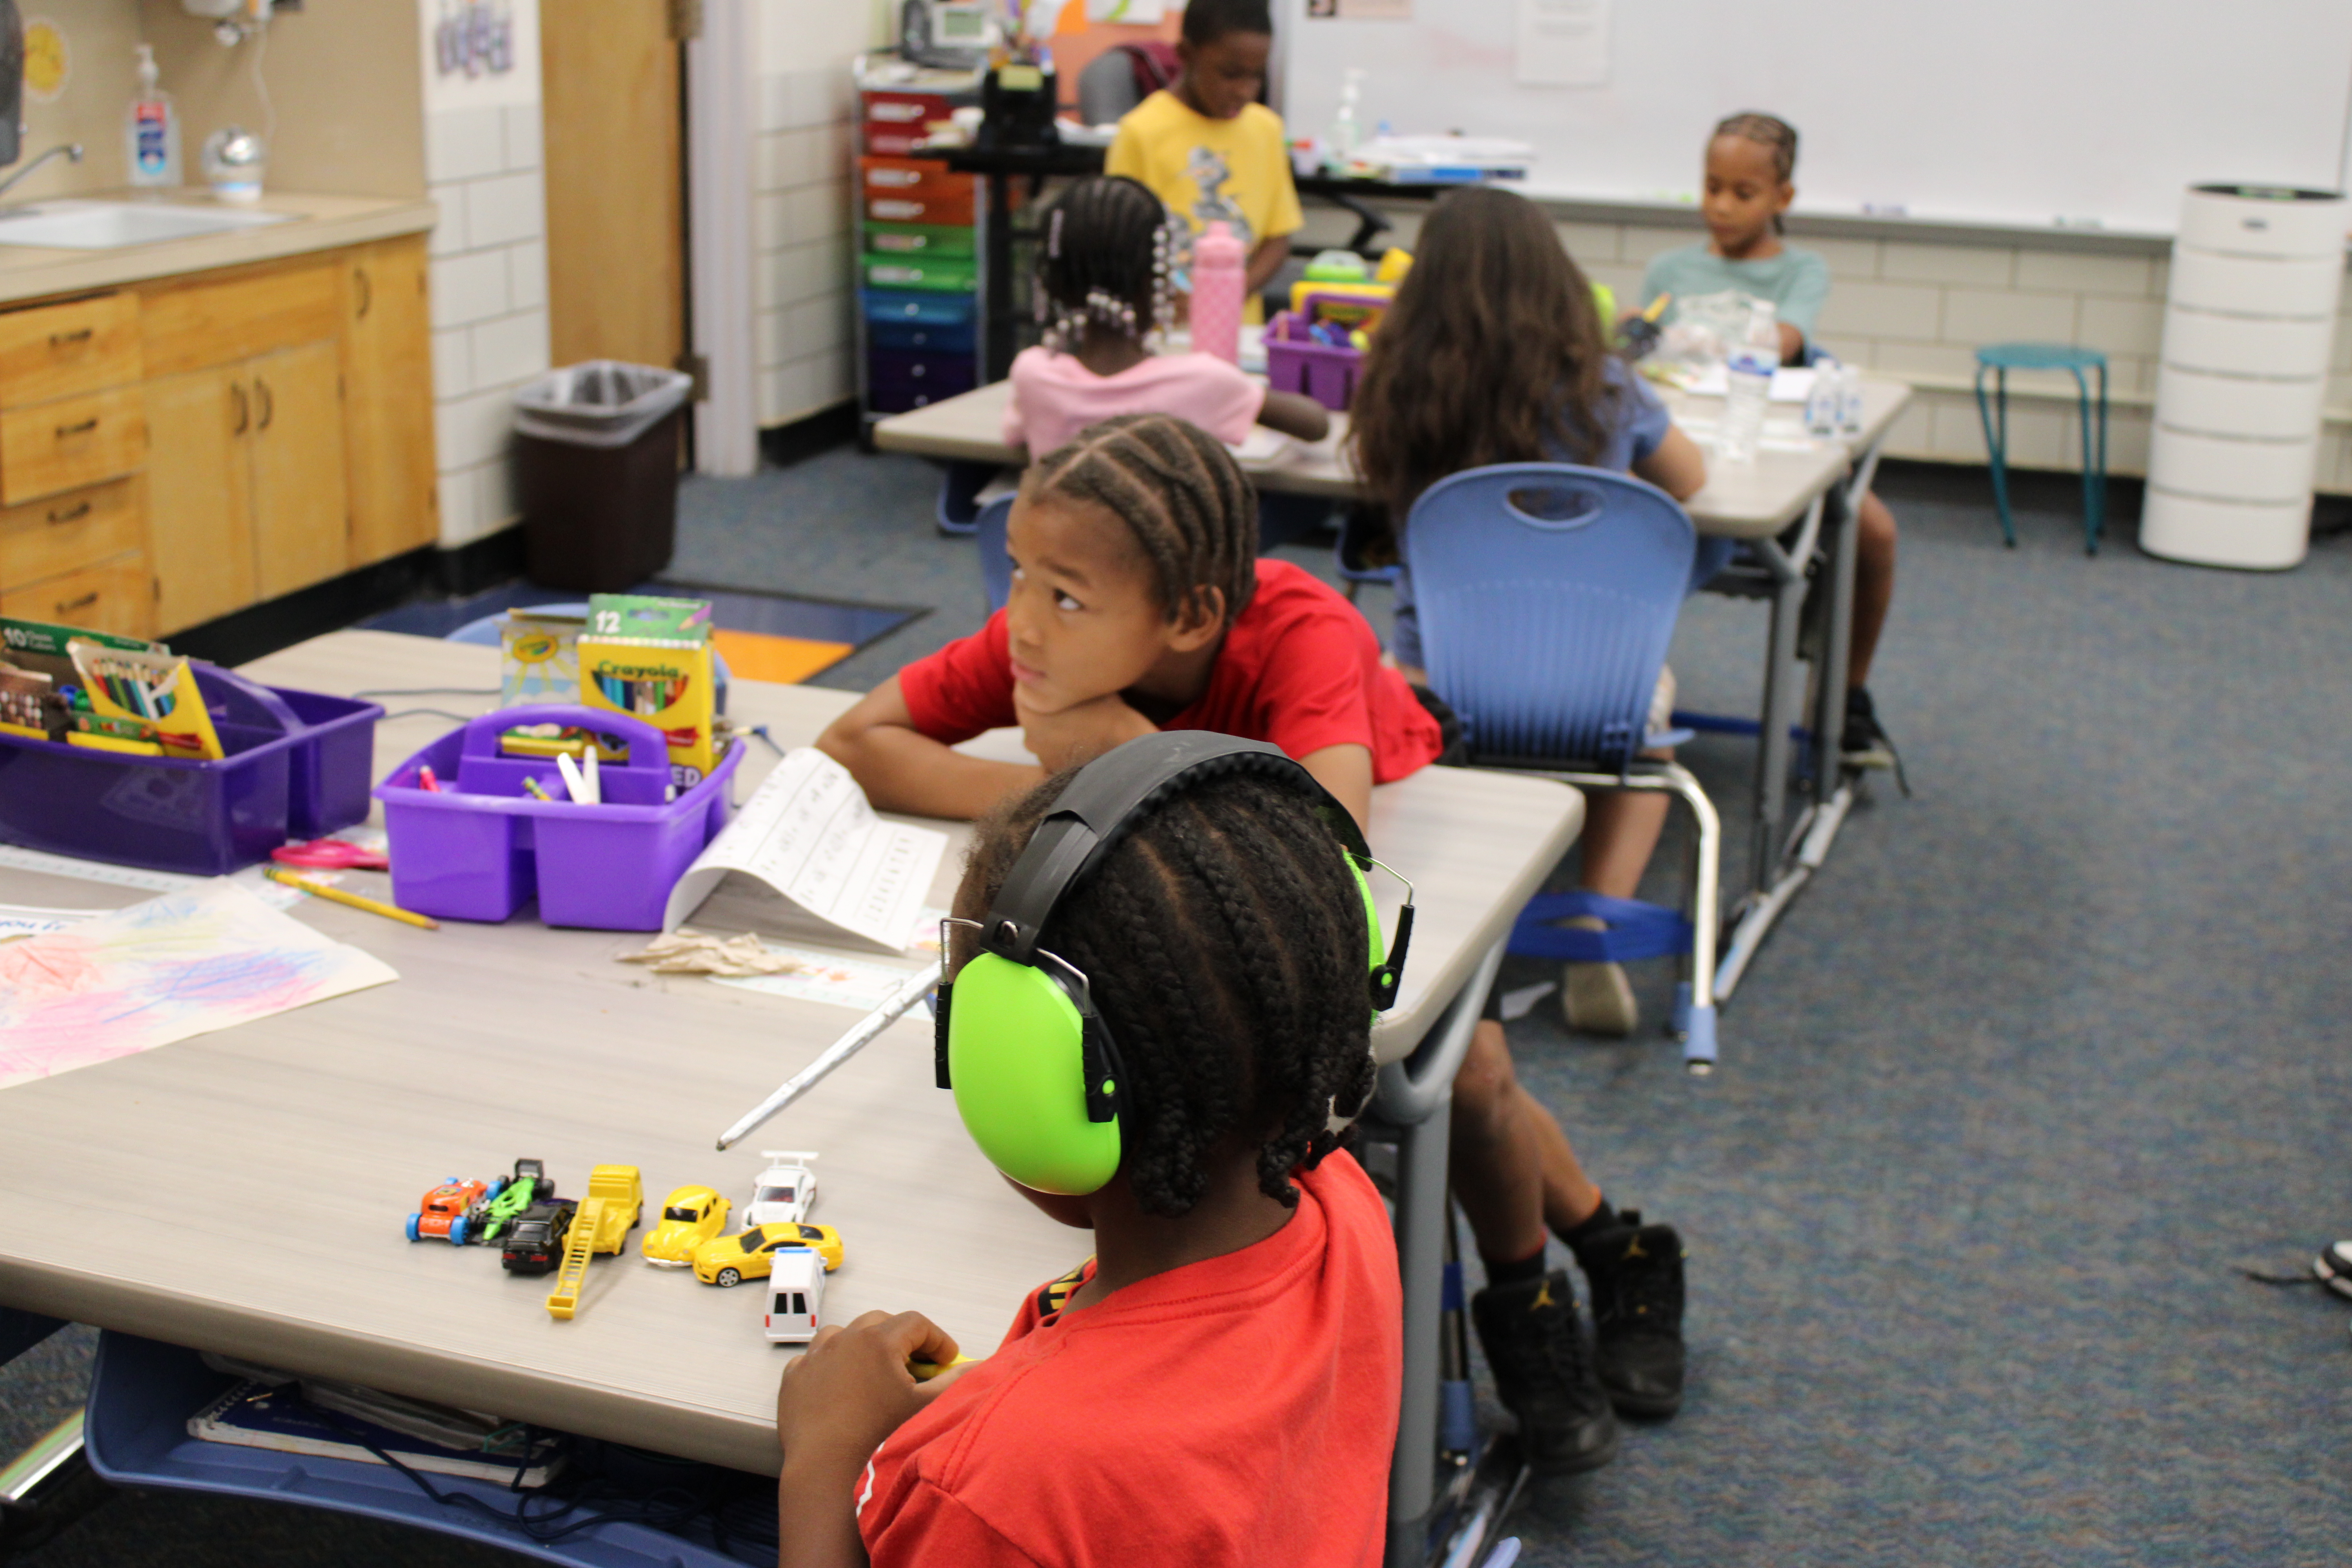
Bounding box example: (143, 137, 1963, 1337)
(555, 750, 587, 804)
(582, 749, 602, 806)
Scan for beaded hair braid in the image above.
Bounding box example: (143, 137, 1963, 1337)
(1028, 413, 1259, 624)
(1036, 176, 1179, 352)
(1713, 111, 1799, 232)
(962, 767, 1376, 1217)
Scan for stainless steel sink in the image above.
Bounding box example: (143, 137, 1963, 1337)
(0, 200, 292, 250)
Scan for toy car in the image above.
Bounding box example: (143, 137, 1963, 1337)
(407, 1177, 494, 1246)
(501, 1200, 577, 1275)
(763, 1250, 826, 1343)
(747, 1151, 818, 1227)
(692, 1223, 844, 1287)
(642, 1185, 731, 1267)
(473, 1158, 558, 1244)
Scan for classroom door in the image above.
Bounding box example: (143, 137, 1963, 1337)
(540, 0, 688, 375)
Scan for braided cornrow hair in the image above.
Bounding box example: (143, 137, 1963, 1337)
(1028, 412, 1259, 623)
(1037, 176, 1178, 351)
(1712, 111, 1799, 233)
(960, 766, 1376, 1217)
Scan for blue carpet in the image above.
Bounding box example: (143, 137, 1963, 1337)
(358, 580, 918, 652)
(7, 453, 2349, 1566)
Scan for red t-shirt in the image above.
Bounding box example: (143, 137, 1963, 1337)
(897, 558, 1443, 784)
(856, 1153, 1402, 1568)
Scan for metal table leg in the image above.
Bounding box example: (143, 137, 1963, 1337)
(1371, 940, 1504, 1568)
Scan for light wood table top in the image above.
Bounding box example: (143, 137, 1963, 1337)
(0, 631, 1581, 1477)
(871, 376, 1911, 538)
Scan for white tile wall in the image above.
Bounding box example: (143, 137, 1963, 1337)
(425, 103, 553, 548)
(753, 68, 857, 429)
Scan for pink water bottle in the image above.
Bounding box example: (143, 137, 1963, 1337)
(1191, 220, 1245, 365)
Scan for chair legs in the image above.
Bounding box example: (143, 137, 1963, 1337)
(1974, 364, 2019, 548)
(2071, 363, 2109, 555)
(1555, 762, 1722, 1073)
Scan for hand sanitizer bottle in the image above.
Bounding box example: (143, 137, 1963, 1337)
(127, 45, 180, 189)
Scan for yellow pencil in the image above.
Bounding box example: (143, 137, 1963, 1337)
(265, 867, 440, 931)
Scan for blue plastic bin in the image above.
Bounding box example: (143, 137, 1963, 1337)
(374, 704, 740, 929)
(0, 663, 381, 876)
(82, 1331, 771, 1567)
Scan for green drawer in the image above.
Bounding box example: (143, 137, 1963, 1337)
(862, 255, 977, 293)
(865, 221, 976, 258)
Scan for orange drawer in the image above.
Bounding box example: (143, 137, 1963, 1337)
(866, 191, 977, 227)
(858, 155, 973, 205)
(0, 477, 140, 591)
(0, 386, 145, 505)
(0, 293, 141, 410)
(0, 550, 152, 639)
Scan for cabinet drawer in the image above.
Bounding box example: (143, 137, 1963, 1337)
(0, 476, 140, 590)
(0, 294, 140, 409)
(0, 551, 151, 639)
(0, 387, 145, 504)
(141, 263, 339, 379)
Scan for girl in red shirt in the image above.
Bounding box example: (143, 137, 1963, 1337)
(817, 412, 1441, 832)
(773, 763, 1403, 1568)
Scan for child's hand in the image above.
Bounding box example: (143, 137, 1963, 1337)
(1014, 687, 1158, 773)
(776, 1311, 965, 1476)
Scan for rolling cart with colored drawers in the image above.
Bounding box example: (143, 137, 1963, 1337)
(853, 57, 987, 437)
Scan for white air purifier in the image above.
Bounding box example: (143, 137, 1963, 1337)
(2142, 183, 2347, 570)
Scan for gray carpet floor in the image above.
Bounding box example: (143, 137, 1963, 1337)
(5, 450, 2348, 1565)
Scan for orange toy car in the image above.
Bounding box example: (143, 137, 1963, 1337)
(406, 1177, 492, 1246)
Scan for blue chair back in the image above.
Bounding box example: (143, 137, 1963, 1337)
(1405, 463, 1696, 762)
(978, 495, 1015, 613)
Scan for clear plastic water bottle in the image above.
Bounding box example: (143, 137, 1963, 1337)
(1718, 298, 1779, 464)
(1838, 361, 1866, 435)
(1804, 354, 1842, 437)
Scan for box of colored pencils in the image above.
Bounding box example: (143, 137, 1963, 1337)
(69, 641, 226, 760)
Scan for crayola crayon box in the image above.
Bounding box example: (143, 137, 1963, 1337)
(575, 594, 717, 788)
(0, 614, 168, 743)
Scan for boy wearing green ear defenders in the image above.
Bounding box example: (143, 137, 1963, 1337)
(774, 737, 1404, 1568)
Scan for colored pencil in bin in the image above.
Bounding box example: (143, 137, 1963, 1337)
(523, 777, 552, 801)
(417, 765, 443, 792)
(265, 867, 439, 931)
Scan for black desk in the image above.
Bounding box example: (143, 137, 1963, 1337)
(941, 141, 1449, 381)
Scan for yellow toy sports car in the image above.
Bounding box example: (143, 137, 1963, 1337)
(691, 1222, 843, 1287)
(641, 1185, 731, 1267)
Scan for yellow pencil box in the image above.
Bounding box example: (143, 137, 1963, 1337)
(576, 636, 717, 788)
(68, 641, 226, 760)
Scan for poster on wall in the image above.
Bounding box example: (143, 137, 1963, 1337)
(1306, 0, 1413, 18)
(1515, 0, 1610, 85)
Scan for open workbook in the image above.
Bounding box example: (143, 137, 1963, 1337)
(662, 747, 946, 953)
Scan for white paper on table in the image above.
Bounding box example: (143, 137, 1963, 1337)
(1515, 0, 1610, 86)
(1228, 426, 1298, 463)
(662, 748, 947, 953)
(1675, 365, 1816, 403)
(0, 880, 398, 1090)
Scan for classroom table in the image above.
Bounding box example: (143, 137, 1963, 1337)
(0, 630, 1583, 1561)
(875, 375, 1915, 1007)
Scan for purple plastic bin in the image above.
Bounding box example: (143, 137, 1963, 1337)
(374, 704, 741, 930)
(1265, 310, 1363, 412)
(0, 664, 381, 876)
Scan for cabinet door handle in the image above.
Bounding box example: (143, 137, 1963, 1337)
(45, 500, 91, 524)
(256, 379, 274, 430)
(48, 327, 92, 348)
(54, 417, 97, 437)
(355, 267, 372, 319)
(55, 591, 97, 612)
(230, 382, 249, 434)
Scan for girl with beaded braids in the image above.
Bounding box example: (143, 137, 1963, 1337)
(817, 412, 1443, 832)
(773, 764, 1401, 1568)
(1001, 175, 1328, 458)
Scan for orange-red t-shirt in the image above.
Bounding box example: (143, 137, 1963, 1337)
(896, 558, 1443, 784)
(855, 1153, 1402, 1568)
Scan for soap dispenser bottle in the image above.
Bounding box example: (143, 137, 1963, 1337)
(127, 44, 180, 189)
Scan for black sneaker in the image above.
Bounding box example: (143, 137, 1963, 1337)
(1842, 686, 1911, 796)
(1571, 1210, 1688, 1420)
(1470, 1270, 1619, 1474)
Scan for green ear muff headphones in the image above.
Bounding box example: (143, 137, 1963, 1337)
(934, 731, 1414, 1197)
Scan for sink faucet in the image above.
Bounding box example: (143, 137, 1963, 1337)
(0, 143, 83, 202)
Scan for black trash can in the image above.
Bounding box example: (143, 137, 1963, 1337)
(514, 361, 693, 592)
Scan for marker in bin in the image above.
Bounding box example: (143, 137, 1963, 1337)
(417, 765, 443, 793)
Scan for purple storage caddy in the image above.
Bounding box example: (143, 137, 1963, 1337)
(0, 663, 381, 876)
(374, 703, 741, 930)
(1265, 309, 1364, 412)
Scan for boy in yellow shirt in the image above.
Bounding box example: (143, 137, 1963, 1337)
(1105, 0, 1301, 317)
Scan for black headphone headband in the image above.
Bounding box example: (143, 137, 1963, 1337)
(980, 732, 1369, 965)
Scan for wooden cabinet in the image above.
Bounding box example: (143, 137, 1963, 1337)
(0, 234, 437, 642)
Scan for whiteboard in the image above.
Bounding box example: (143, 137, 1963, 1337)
(1276, 0, 2352, 235)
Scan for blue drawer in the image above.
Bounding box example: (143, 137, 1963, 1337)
(860, 289, 976, 328)
(868, 316, 976, 354)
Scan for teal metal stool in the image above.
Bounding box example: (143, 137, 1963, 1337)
(1974, 343, 2109, 553)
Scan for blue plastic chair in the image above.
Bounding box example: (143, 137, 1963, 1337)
(445, 603, 734, 710)
(934, 460, 997, 537)
(1406, 462, 1724, 1069)
(1974, 342, 2109, 554)
(977, 495, 1016, 612)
